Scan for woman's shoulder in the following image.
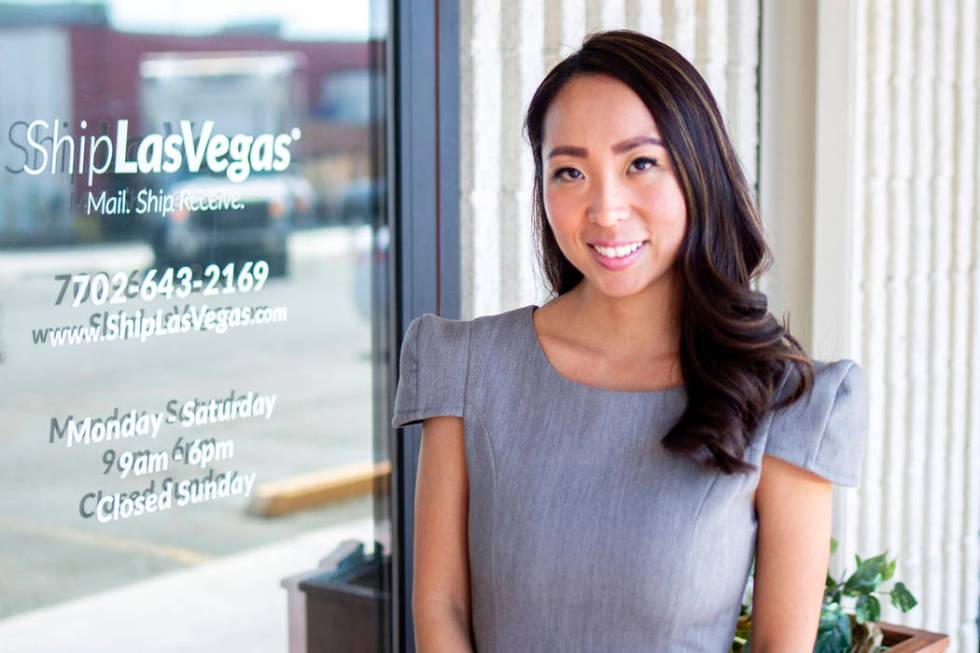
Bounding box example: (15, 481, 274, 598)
(773, 358, 865, 407)
(763, 358, 869, 486)
(404, 303, 533, 349)
(413, 303, 535, 327)
(390, 305, 535, 428)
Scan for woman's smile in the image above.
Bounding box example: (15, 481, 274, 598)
(588, 239, 649, 270)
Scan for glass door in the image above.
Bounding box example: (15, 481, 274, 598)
(0, 2, 392, 651)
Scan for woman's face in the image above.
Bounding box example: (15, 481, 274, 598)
(541, 73, 687, 299)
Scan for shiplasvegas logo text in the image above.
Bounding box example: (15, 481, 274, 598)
(31, 303, 288, 347)
(7, 119, 301, 187)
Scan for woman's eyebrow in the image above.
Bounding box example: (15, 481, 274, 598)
(546, 135, 664, 159)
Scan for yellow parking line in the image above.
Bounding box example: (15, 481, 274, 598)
(248, 460, 391, 517)
(0, 518, 210, 566)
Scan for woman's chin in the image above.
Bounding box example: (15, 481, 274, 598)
(584, 275, 651, 299)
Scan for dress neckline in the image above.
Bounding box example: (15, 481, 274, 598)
(524, 304, 687, 398)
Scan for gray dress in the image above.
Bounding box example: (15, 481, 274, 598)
(391, 304, 869, 652)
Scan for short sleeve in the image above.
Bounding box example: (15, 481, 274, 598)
(764, 359, 869, 486)
(390, 313, 469, 428)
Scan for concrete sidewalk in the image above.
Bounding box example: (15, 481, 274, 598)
(0, 517, 377, 653)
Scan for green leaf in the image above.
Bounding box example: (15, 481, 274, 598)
(824, 571, 842, 605)
(890, 582, 918, 612)
(854, 594, 881, 624)
(824, 574, 835, 597)
(815, 604, 852, 653)
(882, 558, 896, 581)
(830, 537, 838, 556)
(843, 553, 888, 595)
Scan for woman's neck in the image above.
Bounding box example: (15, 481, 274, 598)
(560, 276, 682, 362)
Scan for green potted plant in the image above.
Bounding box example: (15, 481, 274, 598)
(731, 538, 949, 652)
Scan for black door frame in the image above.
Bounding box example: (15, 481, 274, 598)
(387, 0, 460, 651)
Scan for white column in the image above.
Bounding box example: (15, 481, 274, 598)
(773, 0, 980, 648)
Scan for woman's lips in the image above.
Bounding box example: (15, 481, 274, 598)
(588, 241, 648, 270)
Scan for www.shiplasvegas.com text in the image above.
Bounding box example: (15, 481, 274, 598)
(31, 303, 288, 347)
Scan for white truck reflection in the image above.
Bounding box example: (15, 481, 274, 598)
(138, 52, 315, 276)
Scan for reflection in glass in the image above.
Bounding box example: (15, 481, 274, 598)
(0, 2, 391, 651)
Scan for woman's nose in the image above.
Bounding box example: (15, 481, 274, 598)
(586, 176, 629, 225)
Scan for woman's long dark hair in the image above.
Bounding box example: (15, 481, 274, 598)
(523, 29, 815, 475)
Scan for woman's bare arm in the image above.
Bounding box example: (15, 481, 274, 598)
(750, 453, 834, 651)
(412, 415, 475, 652)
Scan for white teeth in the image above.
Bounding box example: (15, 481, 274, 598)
(593, 242, 644, 258)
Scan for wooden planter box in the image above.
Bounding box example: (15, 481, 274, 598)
(877, 621, 949, 652)
(282, 540, 390, 653)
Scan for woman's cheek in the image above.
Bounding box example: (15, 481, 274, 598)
(644, 180, 687, 227)
(543, 192, 570, 233)
(543, 205, 581, 261)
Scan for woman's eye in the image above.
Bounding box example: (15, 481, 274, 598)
(631, 157, 658, 171)
(552, 167, 581, 181)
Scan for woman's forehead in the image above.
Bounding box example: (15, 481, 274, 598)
(542, 75, 661, 148)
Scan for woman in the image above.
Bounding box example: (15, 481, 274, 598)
(392, 30, 868, 652)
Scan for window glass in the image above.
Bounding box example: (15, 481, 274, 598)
(0, 2, 391, 651)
